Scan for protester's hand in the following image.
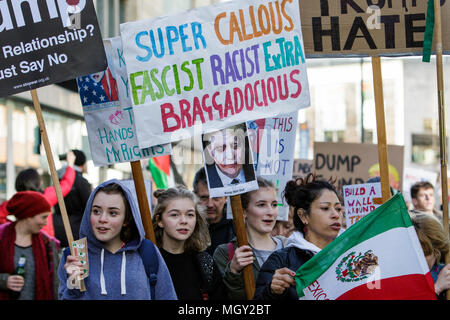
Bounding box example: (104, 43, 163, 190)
(270, 268, 296, 295)
(435, 264, 450, 295)
(66, 150, 75, 167)
(64, 255, 82, 278)
(229, 245, 254, 274)
(7, 275, 24, 292)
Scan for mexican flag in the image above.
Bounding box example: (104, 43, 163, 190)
(295, 193, 436, 300)
(148, 155, 171, 189)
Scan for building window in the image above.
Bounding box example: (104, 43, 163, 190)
(94, 0, 125, 38)
(411, 133, 446, 165)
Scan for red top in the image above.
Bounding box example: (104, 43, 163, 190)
(0, 166, 76, 237)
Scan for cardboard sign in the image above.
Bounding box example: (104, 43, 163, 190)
(0, 0, 106, 97)
(313, 142, 404, 191)
(120, 0, 310, 148)
(249, 112, 298, 221)
(292, 159, 314, 180)
(299, 0, 450, 57)
(343, 182, 381, 228)
(76, 38, 171, 166)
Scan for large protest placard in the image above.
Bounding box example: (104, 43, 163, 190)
(299, 0, 450, 57)
(76, 38, 171, 166)
(120, 0, 310, 148)
(343, 182, 381, 228)
(0, 0, 106, 97)
(249, 111, 298, 221)
(314, 142, 404, 191)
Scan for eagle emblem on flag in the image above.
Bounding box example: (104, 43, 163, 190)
(336, 250, 379, 283)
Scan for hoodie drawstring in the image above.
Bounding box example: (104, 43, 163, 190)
(100, 249, 107, 295)
(121, 251, 127, 295)
(99, 248, 127, 296)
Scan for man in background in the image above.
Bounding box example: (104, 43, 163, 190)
(53, 149, 92, 248)
(193, 167, 234, 255)
(410, 181, 444, 225)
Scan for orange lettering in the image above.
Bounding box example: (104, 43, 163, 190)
(214, 12, 230, 45)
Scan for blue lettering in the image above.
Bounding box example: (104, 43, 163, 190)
(135, 31, 152, 62)
(166, 26, 179, 55)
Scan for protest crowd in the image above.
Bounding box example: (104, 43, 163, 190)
(0, 162, 449, 300)
(1, 0, 450, 303)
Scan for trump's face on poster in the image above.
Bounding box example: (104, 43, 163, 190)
(206, 128, 245, 179)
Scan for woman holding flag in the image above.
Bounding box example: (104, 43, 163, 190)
(253, 173, 343, 300)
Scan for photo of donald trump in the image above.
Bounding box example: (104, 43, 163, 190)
(202, 123, 258, 197)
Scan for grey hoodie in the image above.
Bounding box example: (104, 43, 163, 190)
(57, 179, 177, 300)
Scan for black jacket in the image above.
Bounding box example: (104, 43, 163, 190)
(253, 246, 315, 300)
(53, 170, 92, 247)
(206, 212, 235, 256)
(196, 251, 227, 300)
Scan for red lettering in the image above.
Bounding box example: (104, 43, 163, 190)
(179, 99, 192, 128)
(192, 97, 206, 124)
(233, 87, 244, 114)
(290, 69, 302, 98)
(202, 94, 214, 121)
(160, 103, 181, 132)
(244, 83, 254, 111)
(254, 80, 264, 107)
(212, 91, 224, 119)
(224, 90, 235, 117)
(267, 77, 277, 103)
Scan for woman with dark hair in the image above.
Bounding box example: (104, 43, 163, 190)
(0, 151, 77, 238)
(58, 179, 177, 300)
(152, 186, 226, 300)
(214, 177, 288, 299)
(253, 173, 343, 300)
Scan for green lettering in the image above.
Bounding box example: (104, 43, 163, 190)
(141, 71, 156, 104)
(191, 58, 204, 90)
(150, 68, 164, 99)
(130, 72, 143, 105)
(181, 61, 194, 91)
(162, 65, 175, 96)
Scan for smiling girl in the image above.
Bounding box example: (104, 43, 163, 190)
(213, 177, 288, 299)
(152, 186, 226, 300)
(58, 180, 176, 300)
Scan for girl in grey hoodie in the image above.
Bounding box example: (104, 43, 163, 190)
(58, 179, 177, 300)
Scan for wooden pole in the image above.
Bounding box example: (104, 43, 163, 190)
(432, 0, 450, 300)
(30, 89, 85, 291)
(229, 194, 255, 300)
(371, 57, 391, 203)
(130, 161, 156, 244)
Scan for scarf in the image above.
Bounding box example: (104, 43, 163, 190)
(0, 222, 53, 300)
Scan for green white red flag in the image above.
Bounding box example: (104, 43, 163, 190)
(148, 155, 171, 190)
(295, 193, 436, 300)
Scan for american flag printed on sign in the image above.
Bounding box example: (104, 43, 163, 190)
(77, 68, 120, 111)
